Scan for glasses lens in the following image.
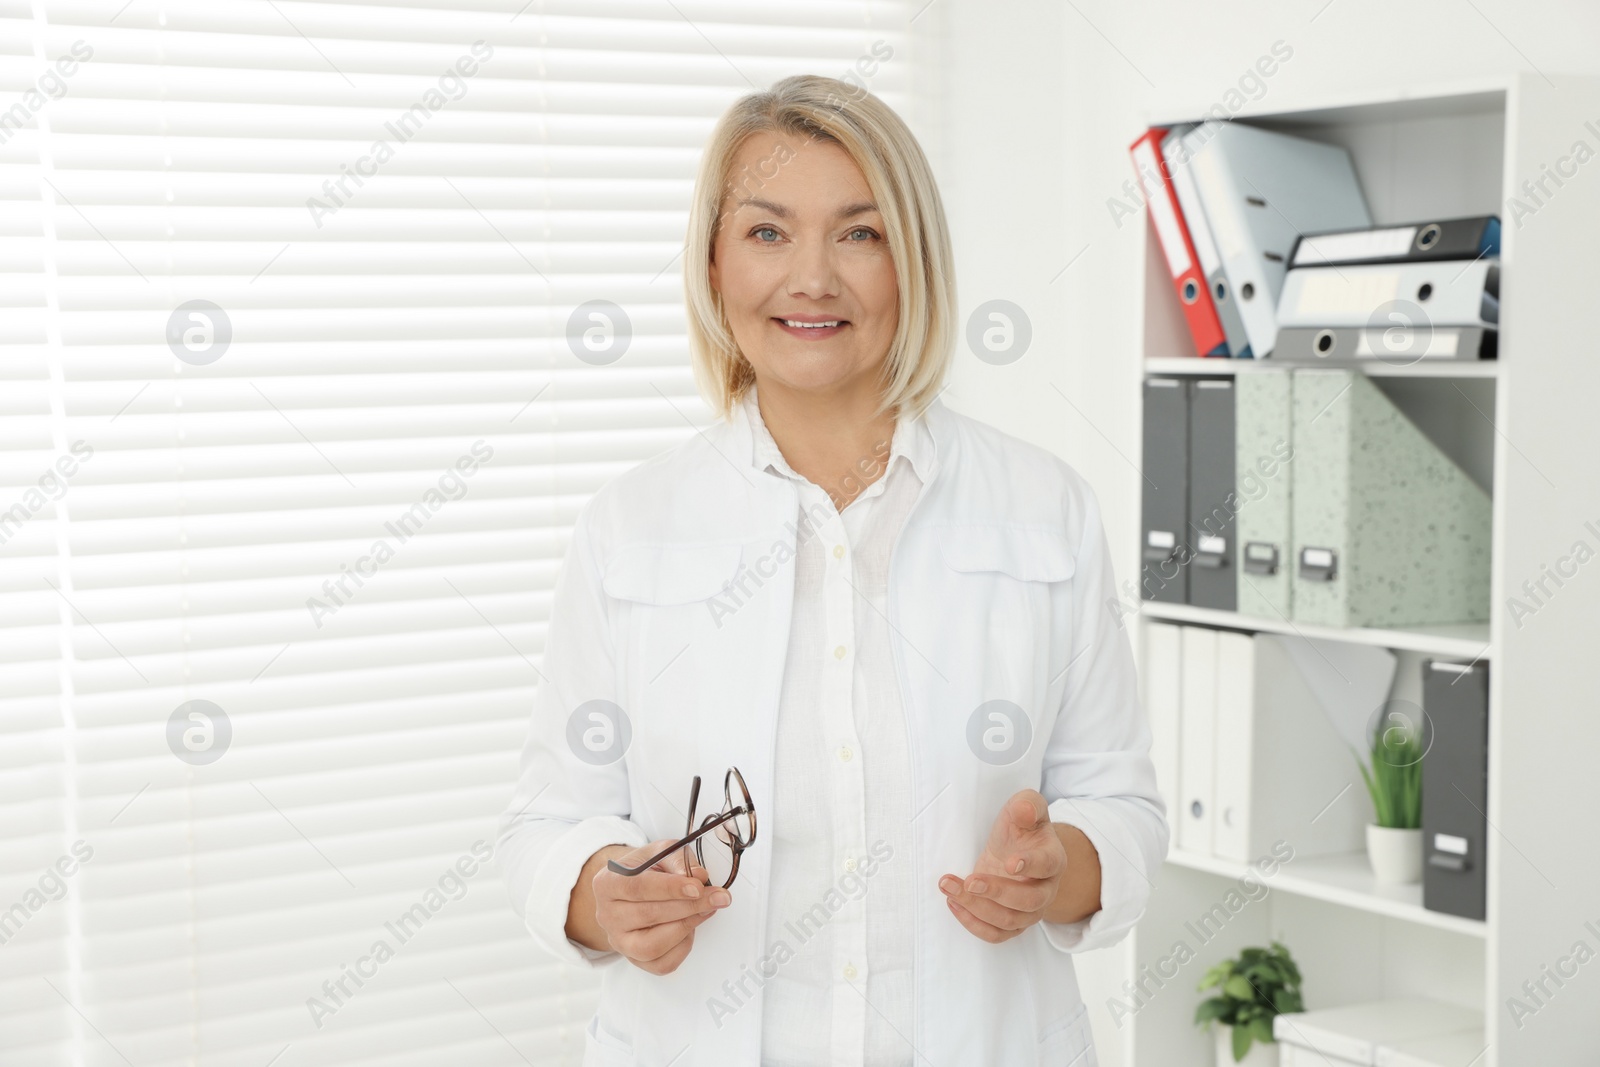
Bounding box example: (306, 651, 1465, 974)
(698, 815, 737, 887)
(722, 804, 753, 849)
(725, 768, 756, 848)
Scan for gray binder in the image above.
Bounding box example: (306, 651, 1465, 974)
(1234, 370, 1293, 619)
(1141, 378, 1189, 603)
(1422, 660, 1488, 921)
(1186, 379, 1236, 610)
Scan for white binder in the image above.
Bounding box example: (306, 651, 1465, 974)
(1180, 121, 1371, 358)
(1140, 621, 1183, 831)
(1278, 259, 1499, 329)
(1176, 626, 1216, 855)
(1163, 125, 1251, 357)
(1211, 632, 1392, 863)
(1210, 631, 1256, 861)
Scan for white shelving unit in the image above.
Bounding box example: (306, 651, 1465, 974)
(1122, 75, 1600, 1067)
(1166, 850, 1487, 941)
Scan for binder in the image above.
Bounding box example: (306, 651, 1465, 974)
(1274, 1000, 1482, 1066)
(1273, 325, 1496, 362)
(1140, 621, 1182, 829)
(1186, 379, 1237, 609)
(1211, 632, 1386, 863)
(1176, 625, 1216, 856)
(1179, 121, 1370, 359)
(1278, 260, 1499, 330)
(1421, 660, 1489, 921)
(1291, 215, 1500, 268)
(1233, 369, 1293, 619)
(1141, 377, 1189, 603)
(1129, 128, 1227, 357)
(1290, 370, 1492, 628)
(1162, 126, 1251, 358)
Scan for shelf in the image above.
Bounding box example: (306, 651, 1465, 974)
(1166, 848, 1488, 939)
(1137, 601, 1491, 661)
(1145, 76, 1512, 130)
(1143, 358, 1501, 379)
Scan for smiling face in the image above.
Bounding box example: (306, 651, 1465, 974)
(708, 134, 900, 400)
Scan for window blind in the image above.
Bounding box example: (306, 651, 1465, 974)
(0, 2, 918, 1064)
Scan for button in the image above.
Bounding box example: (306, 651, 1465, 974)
(833, 645, 847, 659)
(833, 544, 845, 559)
(843, 963, 858, 980)
(844, 857, 857, 873)
(838, 746, 853, 763)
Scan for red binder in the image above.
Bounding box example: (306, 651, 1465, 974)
(1129, 128, 1227, 357)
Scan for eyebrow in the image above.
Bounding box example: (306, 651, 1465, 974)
(733, 197, 879, 221)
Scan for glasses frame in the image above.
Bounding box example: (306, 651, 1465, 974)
(606, 766, 757, 890)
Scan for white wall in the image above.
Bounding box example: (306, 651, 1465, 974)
(921, 3, 1600, 1064)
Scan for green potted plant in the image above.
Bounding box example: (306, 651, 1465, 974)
(1354, 710, 1424, 884)
(1195, 941, 1304, 1065)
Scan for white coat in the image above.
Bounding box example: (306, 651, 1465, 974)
(497, 392, 1170, 1066)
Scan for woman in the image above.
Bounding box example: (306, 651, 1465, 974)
(498, 74, 1168, 1067)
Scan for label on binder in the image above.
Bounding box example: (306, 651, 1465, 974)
(1294, 225, 1416, 266)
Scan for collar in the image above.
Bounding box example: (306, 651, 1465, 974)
(737, 381, 938, 488)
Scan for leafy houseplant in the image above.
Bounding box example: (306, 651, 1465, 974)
(1354, 713, 1424, 883)
(1195, 941, 1304, 1064)
(1355, 719, 1423, 830)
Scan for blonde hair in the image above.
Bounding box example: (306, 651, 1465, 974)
(684, 74, 956, 423)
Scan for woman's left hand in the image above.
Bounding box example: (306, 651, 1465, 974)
(938, 789, 1066, 943)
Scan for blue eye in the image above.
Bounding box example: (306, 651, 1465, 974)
(847, 227, 878, 241)
(752, 227, 779, 241)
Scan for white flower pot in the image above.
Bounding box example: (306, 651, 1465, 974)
(1366, 823, 1422, 885)
(1215, 1026, 1279, 1066)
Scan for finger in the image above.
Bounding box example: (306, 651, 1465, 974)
(1006, 789, 1050, 835)
(1002, 838, 1066, 879)
(950, 883, 1041, 932)
(946, 895, 1018, 943)
(623, 912, 703, 965)
(604, 866, 708, 904)
(615, 888, 729, 929)
(963, 872, 1057, 915)
(941, 874, 1038, 931)
(630, 924, 698, 975)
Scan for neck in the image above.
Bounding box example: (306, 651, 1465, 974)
(752, 375, 899, 511)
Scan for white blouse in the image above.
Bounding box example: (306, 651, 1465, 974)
(742, 384, 931, 1067)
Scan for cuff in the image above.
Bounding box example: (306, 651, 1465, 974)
(524, 814, 651, 969)
(1041, 796, 1152, 953)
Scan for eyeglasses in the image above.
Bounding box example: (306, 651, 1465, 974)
(607, 766, 757, 890)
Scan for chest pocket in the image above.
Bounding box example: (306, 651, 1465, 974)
(931, 524, 1078, 738)
(936, 525, 1077, 582)
(599, 541, 749, 805)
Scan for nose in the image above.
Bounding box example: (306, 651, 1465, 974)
(785, 230, 842, 302)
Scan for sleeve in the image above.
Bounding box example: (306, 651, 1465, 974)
(1038, 480, 1170, 954)
(496, 495, 652, 969)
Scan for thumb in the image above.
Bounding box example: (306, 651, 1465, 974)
(1006, 790, 1049, 835)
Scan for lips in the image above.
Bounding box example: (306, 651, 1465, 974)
(772, 316, 850, 340)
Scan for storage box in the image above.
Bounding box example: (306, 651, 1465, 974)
(1376, 1029, 1487, 1067)
(1272, 999, 1482, 1065)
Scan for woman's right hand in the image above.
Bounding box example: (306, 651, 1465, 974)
(587, 840, 732, 975)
